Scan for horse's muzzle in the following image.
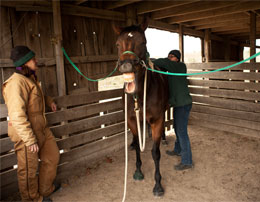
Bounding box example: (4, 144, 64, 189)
(119, 62, 133, 73)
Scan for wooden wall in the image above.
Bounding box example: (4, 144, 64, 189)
(0, 7, 121, 103)
(0, 89, 130, 200)
(186, 62, 260, 138)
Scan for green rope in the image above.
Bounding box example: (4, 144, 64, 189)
(146, 51, 260, 76)
(62, 47, 118, 82)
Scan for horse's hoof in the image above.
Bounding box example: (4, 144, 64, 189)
(133, 170, 144, 180)
(153, 184, 164, 197)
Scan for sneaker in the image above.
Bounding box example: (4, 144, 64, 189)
(166, 150, 181, 156)
(174, 163, 193, 171)
(43, 197, 52, 202)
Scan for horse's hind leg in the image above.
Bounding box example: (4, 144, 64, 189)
(151, 118, 164, 196)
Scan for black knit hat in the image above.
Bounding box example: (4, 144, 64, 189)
(10, 46, 35, 67)
(168, 50, 181, 60)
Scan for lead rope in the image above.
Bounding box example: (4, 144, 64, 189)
(122, 93, 128, 202)
(122, 68, 148, 202)
(135, 69, 148, 152)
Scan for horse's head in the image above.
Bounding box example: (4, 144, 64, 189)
(114, 20, 148, 94)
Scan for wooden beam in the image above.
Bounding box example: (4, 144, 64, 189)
(14, 3, 126, 21)
(52, 0, 66, 96)
(185, 13, 249, 27)
(103, 0, 141, 10)
(148, 19, 179, 33)
(179, 25, 184, 62)
(195, 19, 254, 30)
(212, 23, 260, 33)
(136, 1, 195, 15)
(151, 1, 237, 20)
(250, 12, 256, 63)
(74, 0, 88, 6)
(167, 1, 260, 24)
(215, 28, 260, 35)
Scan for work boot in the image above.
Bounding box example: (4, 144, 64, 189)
(166, 150, 181, 156)
(174, 163, 193, 171)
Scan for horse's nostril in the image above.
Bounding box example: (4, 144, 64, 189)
(120, 63, 133, 73)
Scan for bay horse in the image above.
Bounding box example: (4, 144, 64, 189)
(113, 20, 169, 196)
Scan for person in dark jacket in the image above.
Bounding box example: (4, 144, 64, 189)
(153, 50, 193, 171)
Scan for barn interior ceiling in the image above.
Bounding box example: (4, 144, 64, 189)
(1, 0, 259, 45)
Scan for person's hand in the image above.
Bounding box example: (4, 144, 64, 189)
(51, 102, 57, 112)
(28, 143, 39, 153)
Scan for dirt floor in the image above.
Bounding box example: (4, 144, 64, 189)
(49, 125, 260, 202)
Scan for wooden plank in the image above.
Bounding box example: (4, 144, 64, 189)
(61, 4, 125, 21)
(0, 136, 13, 154)
(189, 119, 260, 139)
(46, 99, 122, 125)
(186, 13, 249, 27)
(166, 1, 260, 24)
(24, 11, 41, 57)
(189, 87, 260, 101)
(67, 55, 118, 64)
(53, 0, 66, 96)
(0, 7, 12, 58)
(51, 111, 124, 137)
(56, 132, 131, 182)
(192, 104, 260, 122)
(0, 152, 16, 171)
(0, 181, 18, 200)
(0, 169, 17, 187)
(151, 1, 237, 20)
(104, 0, 141, 10)
(57, 122, 124, 149)
(195, 18, 254, 30)
(192, 96, 260, 113)
(190, 111, 260, 131)
(186, 63, 260, 71)
(0, 121, 7, 135)
(0, 104, 8, 118)
(188, 79, 260, 91)
(148, 19, 179, 33)
(55, 89, 122, 107)
(59, 131, 126, 164)
(137, 1, 196, 15)
(187, 71, 260, 81)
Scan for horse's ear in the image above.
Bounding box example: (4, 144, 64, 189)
(140, 17, 148, 32)
(112, 23, 122, 35)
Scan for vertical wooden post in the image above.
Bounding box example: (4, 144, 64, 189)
(250, 12, 256, 63)
(126, 5, 137, 26)
(52, 0, 66, 96)
(179, 24, 184, 62)
(204, 29, 211, 63)
(201, 37, 205, 62)
(224, 38, 230, 61)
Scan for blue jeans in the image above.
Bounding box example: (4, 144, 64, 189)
(173, 104, 192, 165)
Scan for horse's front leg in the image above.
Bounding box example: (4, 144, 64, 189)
(151, 117, 164, 196)
(128, 119, 144, 180)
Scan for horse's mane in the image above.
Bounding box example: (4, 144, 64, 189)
(120, 25, 144, 34)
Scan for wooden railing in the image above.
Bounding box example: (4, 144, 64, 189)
(0, 88, 130, 199)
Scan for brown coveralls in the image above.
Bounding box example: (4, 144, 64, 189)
(2, 73, 60, 202)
